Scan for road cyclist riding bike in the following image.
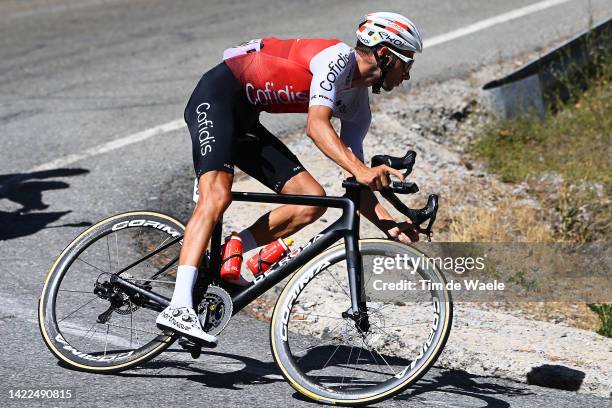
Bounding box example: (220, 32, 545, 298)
(157, 11, 426, 345)
(39, 11, 453, 406)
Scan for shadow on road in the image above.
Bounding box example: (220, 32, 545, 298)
(116, 350, 284, 390)
(111, 347, 533, 407)
(397, 368, 533, 407)
(0, 168, 92, 241)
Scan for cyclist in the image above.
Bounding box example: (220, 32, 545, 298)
(157, 12, 423, 345)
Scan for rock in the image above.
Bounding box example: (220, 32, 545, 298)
(460, 158, 474, 170)
(527, 365, 585, 391)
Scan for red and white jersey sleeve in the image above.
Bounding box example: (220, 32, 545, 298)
(223, 38, 371, 160)
(308, 42, 355, 109)
(308, 42, 370, 161)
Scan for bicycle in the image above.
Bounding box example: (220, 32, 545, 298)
(39, 150, 452, 406)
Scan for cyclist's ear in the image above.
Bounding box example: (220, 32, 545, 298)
(377, 46, 390, 57)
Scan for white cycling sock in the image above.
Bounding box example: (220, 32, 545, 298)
(170, 265, 198, 308)
(239, 229, 258, 252)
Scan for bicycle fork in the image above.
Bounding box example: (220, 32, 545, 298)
(342, 183, 370, 333)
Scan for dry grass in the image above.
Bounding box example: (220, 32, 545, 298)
(447, 58, 612, 336)
(469, 57, 611, 243)
(447, 205, 554, 243)
(442, 182, 553, 243)
(484, 301, 602, 332)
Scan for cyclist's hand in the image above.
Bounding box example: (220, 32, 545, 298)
(389, 221, 420, 243)
(356, 165, 404, 191)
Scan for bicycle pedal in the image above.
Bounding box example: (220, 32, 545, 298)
(178, 336, 197, 349)
(178, 337, 202, 359)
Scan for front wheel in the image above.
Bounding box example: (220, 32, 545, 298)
(270, 239, 453, 406)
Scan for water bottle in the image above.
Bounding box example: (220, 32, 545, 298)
(220, 233, 243, 283)
(247, 238, 294, 276)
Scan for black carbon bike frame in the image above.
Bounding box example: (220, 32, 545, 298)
(111, 181, 368, 319)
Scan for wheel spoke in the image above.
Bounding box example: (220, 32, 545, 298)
(129, 300, 134, 348)
(75, 258, 109, 275)
(58, 297, 99, 323)
(293, 312, 345, 321)
(104, 324, 110, 356)
(58, 289, 94, 294)
(43, 214, 185, 371)
(106, 234, 112, 273)
(115, 231, 119, 272)
(105, 323, 163, 336)
(276, 243, 452, 401)
(322, 268, 351, 300)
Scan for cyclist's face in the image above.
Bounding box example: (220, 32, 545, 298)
(382, 50, 415, 91)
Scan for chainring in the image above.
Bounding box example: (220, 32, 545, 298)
(197, 286, 233, 336)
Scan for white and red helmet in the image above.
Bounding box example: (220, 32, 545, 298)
(356, 12, 423, 53)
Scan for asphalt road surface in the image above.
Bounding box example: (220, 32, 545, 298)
(1, 1, 611, 407)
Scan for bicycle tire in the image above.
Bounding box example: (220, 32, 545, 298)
(270, 239, 453, 405)
(39, 211, 184, 373)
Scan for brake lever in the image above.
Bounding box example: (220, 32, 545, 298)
(371, 150, 417, 178)
(419, 195, 438, 242)
(381, 192, 439, 241)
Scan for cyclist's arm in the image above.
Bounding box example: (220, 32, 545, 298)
(306, 107, 403, 189)
(337, 101, 416, 242)
(338, 95, 370, 162)
(306, 106, 368, 176)
(308, 43, 403, 187)
(359, 189, 418, 243)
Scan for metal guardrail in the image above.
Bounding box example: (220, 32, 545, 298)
(481, 17, 611, 119)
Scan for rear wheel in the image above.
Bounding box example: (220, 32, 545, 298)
(39, 211, 184, 373)
(270, 239, 453, 405)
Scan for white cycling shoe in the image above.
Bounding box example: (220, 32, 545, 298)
(156, 305, 218, 348)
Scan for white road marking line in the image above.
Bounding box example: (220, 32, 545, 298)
(16, 0, 572, 177)
(28, 119, 186, 173)
(424, 0, 572, 48)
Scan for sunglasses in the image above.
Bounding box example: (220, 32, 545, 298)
(387, 48, 415, 74)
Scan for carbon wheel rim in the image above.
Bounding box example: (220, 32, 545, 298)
(39, 212, 184, 371)
(271, 240, 452, 405)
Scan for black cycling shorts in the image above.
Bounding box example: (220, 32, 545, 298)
(184, 62, 305, 193)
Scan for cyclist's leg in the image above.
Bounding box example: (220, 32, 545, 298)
(179, 61, 242, 296)
(180, 171, 233, 267)
(249, 171, 326, 244)
(157, 62, 245, 344)
(235, 123, 326, 246)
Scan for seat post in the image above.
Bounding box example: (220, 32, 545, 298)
(208, 217, 224, 276)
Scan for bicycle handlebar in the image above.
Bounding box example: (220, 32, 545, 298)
(341, 179, 419, 195)
(342, 149, 439, 241)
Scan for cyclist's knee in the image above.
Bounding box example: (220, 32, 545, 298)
(305, 182, 326, 198)
(195, 173, 233, 217)
(298, 204, 326, 224)
(300, 183, 326, 222)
